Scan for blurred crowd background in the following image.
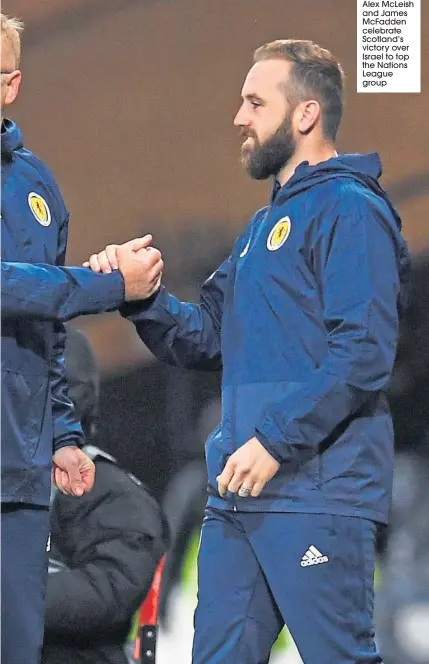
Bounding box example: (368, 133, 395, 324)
(6, 0, 429, 662)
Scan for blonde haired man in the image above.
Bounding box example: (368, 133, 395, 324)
(1, 13, 163, 664)
(1, 12, 23, 93)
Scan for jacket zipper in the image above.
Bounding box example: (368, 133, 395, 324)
(231, 384, 237, 512)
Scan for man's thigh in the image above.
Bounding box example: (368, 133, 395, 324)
(192, 507, 283, 664)
(1, 503, 51, 664)
(240, 512, 383, 664)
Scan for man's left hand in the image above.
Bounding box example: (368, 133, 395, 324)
(216, 437, 280, 498)
(52, 446, 95, 497)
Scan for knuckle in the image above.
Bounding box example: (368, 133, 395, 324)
(108, 247, 119, 260)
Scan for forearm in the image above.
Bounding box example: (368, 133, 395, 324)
(1, 261, 124, 322)
(256, 358, 377, 465)
(122, 285, 222, 370)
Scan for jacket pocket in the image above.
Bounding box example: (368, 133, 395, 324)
(1, 369, 49, 463)
(234, 380, 321, 495)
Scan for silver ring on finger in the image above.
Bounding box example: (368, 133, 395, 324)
(238, 485, 252, 497)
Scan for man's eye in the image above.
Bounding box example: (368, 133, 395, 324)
(251, 101, 260, 109)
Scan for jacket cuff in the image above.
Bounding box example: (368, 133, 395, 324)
(119, 286, 163, 320)
(53, 435, 84, 453)
(254, 427, 285, 465)
(97, 270, 125, 310)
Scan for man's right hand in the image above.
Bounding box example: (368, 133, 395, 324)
(84, 235, 164, 301)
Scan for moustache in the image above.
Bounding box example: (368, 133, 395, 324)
(239, 129, 257, 140)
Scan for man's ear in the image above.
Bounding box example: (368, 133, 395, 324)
(4, 70, 22, 107)
(295, 99, 321, 135)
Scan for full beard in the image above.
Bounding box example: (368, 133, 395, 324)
(241, 115, 296, 180)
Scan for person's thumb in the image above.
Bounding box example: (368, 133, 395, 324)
(67, 457, 84, 496)
(130, 234, 153, 252)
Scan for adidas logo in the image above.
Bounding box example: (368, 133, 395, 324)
(300, 545, 329, 567)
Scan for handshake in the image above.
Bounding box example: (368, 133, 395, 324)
(84, 234, 163, 302)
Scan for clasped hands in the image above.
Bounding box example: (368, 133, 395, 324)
(83, 234, 164, 301)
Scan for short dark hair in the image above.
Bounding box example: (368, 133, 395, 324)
(254, 39, 345, 141)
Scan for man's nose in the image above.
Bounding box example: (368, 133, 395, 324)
(233, 105, 251, 128)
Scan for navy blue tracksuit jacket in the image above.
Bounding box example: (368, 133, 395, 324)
(123, 153, 410, 525)
(1, 119, 124, 506)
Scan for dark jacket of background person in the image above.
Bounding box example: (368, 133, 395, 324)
(375, 253, 429, 664)
(389, 250, 429, 455)
(42, 329, 168, 664)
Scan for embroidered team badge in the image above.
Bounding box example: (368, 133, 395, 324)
(267, 217, 291, 251)
(28, 192, 51, 227)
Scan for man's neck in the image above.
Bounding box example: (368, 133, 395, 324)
(277, 143, 338, 187)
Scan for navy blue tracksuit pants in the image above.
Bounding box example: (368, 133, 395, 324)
(1, 503, 51, 664)
(193, 508, 382, 664)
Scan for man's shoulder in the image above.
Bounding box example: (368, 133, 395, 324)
(305, 176, 383, 218)
(12, 147, 66, 211)
(243, 205, 269, 235)
(252, 205, 270, 222)
(90, 450, 158, 503)
(15, 147, 60, 188)
(91, 457, 166, 538)
(312, 175, 367, 199)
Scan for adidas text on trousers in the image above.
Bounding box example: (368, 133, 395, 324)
(192, 509, 382, 664)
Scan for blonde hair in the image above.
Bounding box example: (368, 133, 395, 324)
(1, 13, 24, 69)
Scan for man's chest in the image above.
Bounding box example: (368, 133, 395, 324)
(233, 205, 317, 296)
(1, 163, 59, 263)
